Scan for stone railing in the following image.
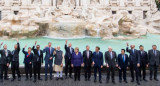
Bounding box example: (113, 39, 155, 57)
(125, 0, 136, 6)
(10, 0, 22, 6)
(140, 0, 151, 6)
(0, 0, 5, 6)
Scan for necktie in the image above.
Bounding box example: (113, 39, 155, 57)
(154, 50, 156, 56)
(49, 47, 51, 54)
(110, 52, 112, 59)
(123, 55, 125, 63)
(87, 51, 89, 58)
(70, 47, 72, 54)
(132, 49, 134, 53)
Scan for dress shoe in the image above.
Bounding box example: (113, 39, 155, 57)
(137, 81, 140, 85)
(119, 80, 122, 83)
(18, 77, 21, 81)
(139, 78, 142, 81)
(50, 77, 53, 80)
(56, 77, 59, 81)
(88, 78, 91, 81)
(154, 78, 159, 81)
(25, 78, 28, 81)
(143, 79, 147, 82)
(30, 77, 32, 81)
(60, 77, 63, 80)
(131, 79, 134, 82)
(4, 78, 9, 80)
(85, 78, 87, 81)
(94, 79, 96, 83)
(99, 80, 102, 84)
(45, 78, 48, 81)
(69, 76, 73, 79)
(124, 80, 128, 83)
(150, 78, 152, 80)
(33, 79, 36, 83)
(11, 78, 15, 82)
(112, 81, 116, 84)
(106, 80, 109, 83)
(38, 78, 42, 80)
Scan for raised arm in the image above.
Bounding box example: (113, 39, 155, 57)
(32, 41, 37, 53)
(65, 40, 68, 51)
(16, 39, 20, 52)
(22, 45, 27, 54)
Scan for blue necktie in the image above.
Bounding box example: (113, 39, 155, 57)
(123, 55, 125, 63)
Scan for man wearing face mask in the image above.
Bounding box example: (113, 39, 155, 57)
(10, 39, 21, 82)
(32, 41, 43, 83)
(0, 43, 12, 83)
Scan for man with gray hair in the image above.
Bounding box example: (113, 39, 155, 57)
(105, 46, 118, 84)
(83, 45, 92, 81)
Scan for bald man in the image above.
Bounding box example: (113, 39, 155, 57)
(105, 47, 118, 84)
(126, 43, 140, 85)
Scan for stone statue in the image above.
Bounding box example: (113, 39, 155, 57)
(91, 0, 100, 5)
(62, 0, 76, 7)
(32, 0, 42, 4)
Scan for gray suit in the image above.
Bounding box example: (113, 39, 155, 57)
(148, 49, 160, 79)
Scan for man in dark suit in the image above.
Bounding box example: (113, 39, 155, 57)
(0, 43, 12, 83)
(118, 49, 129, 83)
(105, 47, 118, 84)
(43, 42, 54, 81)
(148, 45, 160, 81)
(138, 45, 148, 81)
(32, 41, 43, 83)
(10, 39, 21, 82)
(64, 40, 74, 79)
(83, 45, 92, 81)
(126, 43, 140, 85)
(92, 46, 103, 83)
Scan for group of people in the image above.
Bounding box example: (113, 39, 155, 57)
(0, 39, 160, 85)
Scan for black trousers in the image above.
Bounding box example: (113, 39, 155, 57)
(33, 62, 41, 80)
(25, 63, 32, 79)
(94, 65, 101, 81)
(130, 62, 139, 81)
(65, 60, 72, 77)
(0, 64, 8, 80)
(74, 66, 81, 81)
(139, 64, 146, 79)
(150, 63, 158, 79)
(119, 67, 127, 81)
(84, 65, 91, 79)
(107, 66, 115, 81)
(11, 61, 21, 79)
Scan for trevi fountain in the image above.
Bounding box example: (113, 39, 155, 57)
(0, 0, 160, 64)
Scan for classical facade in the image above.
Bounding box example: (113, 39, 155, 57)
(0, 0, 157, 20)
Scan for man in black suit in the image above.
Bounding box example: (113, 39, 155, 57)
(148, 45, 160, 81)
(83, 45, 92, 81)
(126, 43, 140, 85)
(0, 43, 12, 83)
(118, 49, 129, 83)
(64, 40, 74, 79)
(138, 45, 148, 81)
(105, 47, 118, 84)
(10, 39, 21, 81)
(32, 41, 43, 83)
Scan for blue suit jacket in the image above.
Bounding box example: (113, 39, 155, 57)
(118, 54, 128, 69)
(43, 47, 54, 63)
(92, 51, 103, 67)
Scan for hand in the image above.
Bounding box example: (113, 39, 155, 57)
(61, 64, 63, 67)
(50, 57, 53, 60)
(137, 63, 140, 67)
(0, 42, 3, 45)
(35, 41, 37, 45)
(29, 62, 32, 64)
(24, 45, 27, 48)
(116, 64, 118, 67)
(118, 67, 121, 69)
(126, 42, 129, 46)
(71, 64, 73, 68)
(92, 62, 95, 65)
(101, 65, 103, 68)
(7, 63, 9, 67)
(45, 45, 48, 48)
(65, 40, 68, 44)
(146, 64, 149, 68)
(81, 63, 84, 67)
(54, 47, 57, 50)
(106, 64, 109, 68)
(126, 67, 129, 69)
(16, 39, 19, 42)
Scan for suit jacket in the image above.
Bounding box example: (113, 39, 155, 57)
(126, 47, 140, 65)
(64, 44, 74, 63)
(0, 49, 12, 65)
(138, 50, 148, 65)
(32, 46, 43, 63)
(22, 48, 33, 64)
(43, 47, 54, 63)
(11, 42, 20, 62)
(92, 51, 103, 67)
(105, 51, 117, 67)
(83, 50, 92, 66)
(118, 54, 129, 69)
(148, 49, 160, 66)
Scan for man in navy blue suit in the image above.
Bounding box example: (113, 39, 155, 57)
(92, 46, 103, 84)
(118, 49, 129, 83)
(126, 43, 140, 85)
(43, 42, 54, 81)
